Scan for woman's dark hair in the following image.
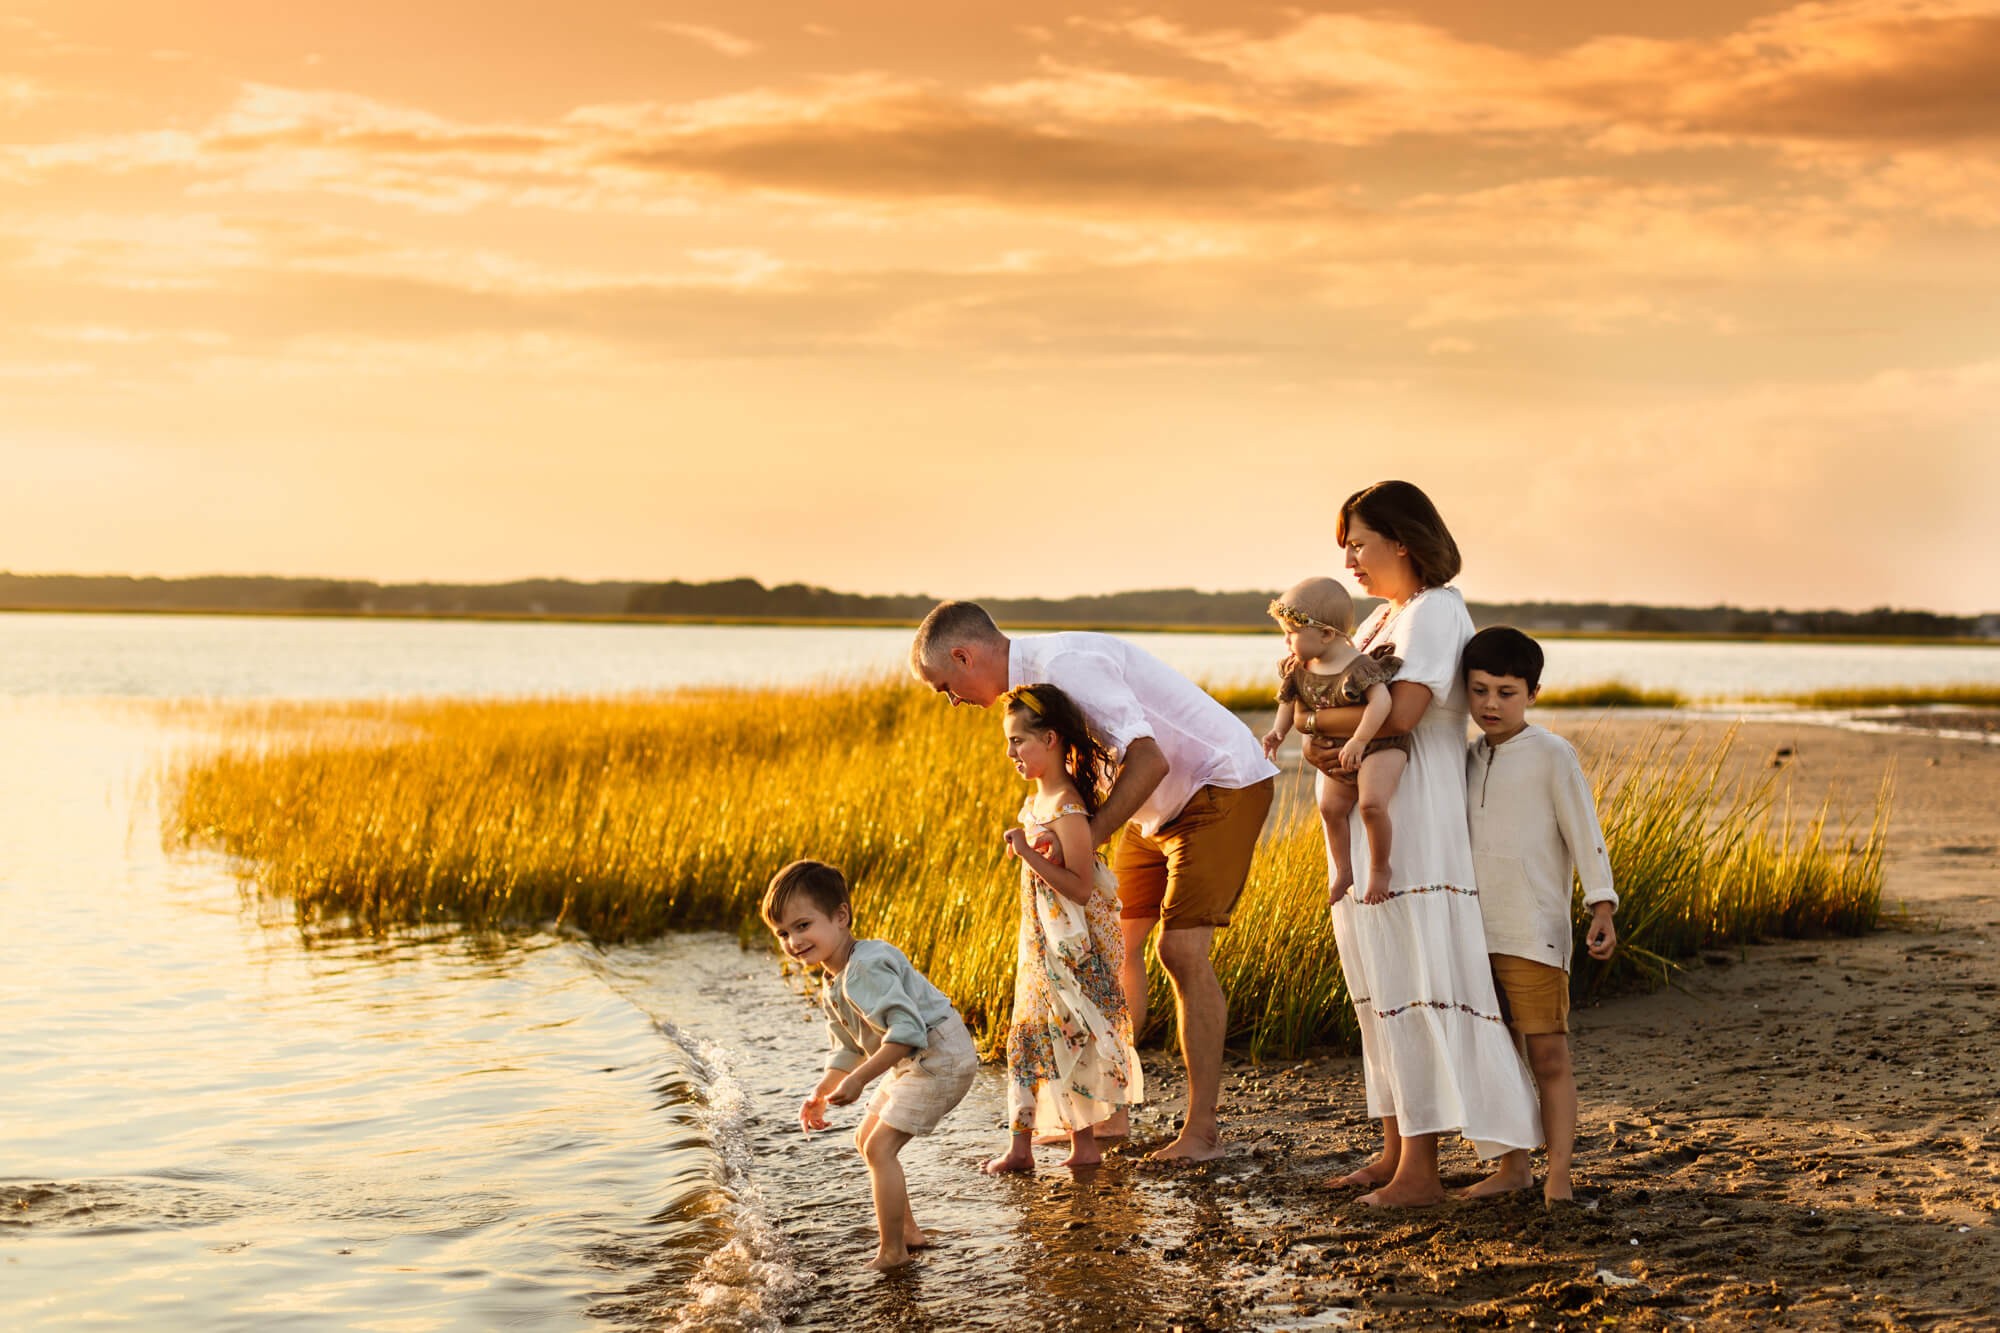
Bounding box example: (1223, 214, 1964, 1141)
(762, 859, 851, 926)
(1461, 626, 1545, 692)
(1335, 480, 1462, 588)
(1002, 683, 1114, 817)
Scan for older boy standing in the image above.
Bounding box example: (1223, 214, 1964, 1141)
(1460, 626, 1619, 1203)
(910, 601, 1276, 1162)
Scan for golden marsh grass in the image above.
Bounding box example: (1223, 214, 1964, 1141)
(165, 682, 1888, 1057)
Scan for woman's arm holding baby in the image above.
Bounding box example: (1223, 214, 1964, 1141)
(1305, 681, 1432, 774)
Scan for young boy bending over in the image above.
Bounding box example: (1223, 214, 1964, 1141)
(763, 860, 978, 1269)
(1459, 628, 1618, 1204)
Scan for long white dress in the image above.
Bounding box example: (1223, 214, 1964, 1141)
(1327, 586, 1542, 1158)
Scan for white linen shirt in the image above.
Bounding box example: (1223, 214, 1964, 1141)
(1465, 723, 1618, 970)
(1009, 631, 1277, 837)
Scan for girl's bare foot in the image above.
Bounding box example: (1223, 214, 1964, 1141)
(1063, 1132, 1103, 1169)
(981, 1148, 1034, 1175)
(903, 1224, 932, 1249)
(1544, 1178, 1574, 1205)
(868, 1240, 916, 1270)
(1094, 1109, 1129, 1140)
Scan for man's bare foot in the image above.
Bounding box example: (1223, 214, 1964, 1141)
(1358, 1181, 1447, 1208)
(1362, 863, 1391, 905)
(981, 1148, 1035, 1175)
(1149, 1129, 1224, 1163)
(868, 1242, 915, 1270)
(1458, 1166, 1534, 1199)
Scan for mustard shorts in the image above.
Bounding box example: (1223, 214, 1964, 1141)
(1490, 954, 1570, 1036)
(1113, 778, 1275, 930)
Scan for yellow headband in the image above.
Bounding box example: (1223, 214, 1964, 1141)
(1010, 686, 1045, 716)
(1268, 598, 1346, 634)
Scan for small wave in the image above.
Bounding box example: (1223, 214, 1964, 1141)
(588, 1018, 813, 1332)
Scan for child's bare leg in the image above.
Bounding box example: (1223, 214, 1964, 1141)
(1063, 1124, 1102, 1169)
(982, 1128, 1035, 1175)
(860, 1120, 920, 1269)
(1316, 769, 1358, 900)
(1526, 1034, 1579, 1202)
(1355, 750, 1406, 904)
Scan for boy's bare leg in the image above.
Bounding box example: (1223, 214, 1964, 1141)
(1527, 1034, 1579, 1201)
(1355, 750, 1407, 904)
(982, 1129, 1035, 1175)
(1150, 925, 1226, 1162)
(860, 1120, 921, 1268)
(1317, 770, 1358, 900)
(1327, 1114, 1401, 1188)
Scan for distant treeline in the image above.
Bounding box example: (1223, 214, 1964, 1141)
(2, 573, 1992, 639)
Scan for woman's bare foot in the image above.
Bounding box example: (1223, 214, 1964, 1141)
(1324, 1157, 1395, 1190)
(981, 1148, 1035, 1175)
(1458, 1167, 1534, 1198)
(1358, 1181, 1447, 1208)
(868, 1242, 915, 1270)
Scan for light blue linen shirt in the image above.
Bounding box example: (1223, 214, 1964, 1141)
(821, 939, 959, 1072)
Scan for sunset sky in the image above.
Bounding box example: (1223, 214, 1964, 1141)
(3, 1, 1996, 612)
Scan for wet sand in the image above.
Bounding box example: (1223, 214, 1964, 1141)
(1115, 713, 2000, 1330)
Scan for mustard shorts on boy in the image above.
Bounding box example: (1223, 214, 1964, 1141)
(1490, 955, 1570, 1036)
(867, 1014, 978, 1136)
(1114, 778, 1276, 930)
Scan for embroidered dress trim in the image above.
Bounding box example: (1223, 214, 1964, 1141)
(1373, 998, 1506, 1024)
(1376, 882, 1478, 903)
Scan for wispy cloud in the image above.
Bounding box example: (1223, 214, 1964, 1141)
(653, 21, 759, 59)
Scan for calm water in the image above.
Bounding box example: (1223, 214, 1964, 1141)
(2, 613, 1995, 1330)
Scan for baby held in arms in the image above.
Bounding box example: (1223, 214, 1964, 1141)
(1262, 576, 1409, 905)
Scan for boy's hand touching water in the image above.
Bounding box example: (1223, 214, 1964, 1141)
(799, 1094, 830, 1132)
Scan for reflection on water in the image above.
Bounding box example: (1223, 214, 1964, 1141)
(0, 703, 1259, 1330)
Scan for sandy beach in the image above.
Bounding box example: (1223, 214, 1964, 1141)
(1117, 712, 1999, 1329)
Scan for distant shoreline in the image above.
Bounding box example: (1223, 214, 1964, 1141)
(2, 602, 1997, 648)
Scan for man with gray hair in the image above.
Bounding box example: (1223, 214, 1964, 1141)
(910, 600, 1276, 1162)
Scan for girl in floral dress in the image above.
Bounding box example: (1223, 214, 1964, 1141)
(980, 683, 1144, 1173)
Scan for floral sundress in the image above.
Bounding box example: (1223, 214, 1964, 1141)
(1003, 798, 1144, 1134)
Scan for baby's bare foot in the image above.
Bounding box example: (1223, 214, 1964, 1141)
(1362, 864, 1391, 905)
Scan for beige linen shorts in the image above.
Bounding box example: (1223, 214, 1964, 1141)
(867, 1014, 978, 1136)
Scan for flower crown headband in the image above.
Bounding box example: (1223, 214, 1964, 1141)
(1267, 598, 1349, 635)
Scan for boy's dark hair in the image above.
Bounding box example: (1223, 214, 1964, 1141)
(762, 859, 851, 926)
(1335, 480, 1463, 589)
(1462, 625, 1545, 692)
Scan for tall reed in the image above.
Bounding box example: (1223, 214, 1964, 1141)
(166, 683, 1888, 1058)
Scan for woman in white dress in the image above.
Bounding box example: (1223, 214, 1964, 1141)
(1296, 480, 1541, 1206)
